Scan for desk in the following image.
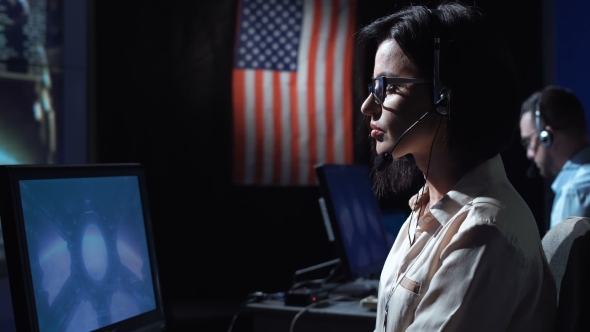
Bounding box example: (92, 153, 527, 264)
(246, 298, 376, 332)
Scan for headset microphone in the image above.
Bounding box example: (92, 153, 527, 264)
(374, 109, 432, 171)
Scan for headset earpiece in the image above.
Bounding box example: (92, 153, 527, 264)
(535, 96, 553, 147)
(435, 90, 448, 116)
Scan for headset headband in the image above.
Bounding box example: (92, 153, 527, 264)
(427, 8, 447, 116)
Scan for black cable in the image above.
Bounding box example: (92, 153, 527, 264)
(226, 297, 257, 332)
(289, 261, 341, 291)
(408, 115, 443, 246)
(288, 295, 350, 332)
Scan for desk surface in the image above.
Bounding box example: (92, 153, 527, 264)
(246, 298, 376, 332)
(247, 299, 376, 318)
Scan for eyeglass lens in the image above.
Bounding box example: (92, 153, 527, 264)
(372, 78, 383, 104)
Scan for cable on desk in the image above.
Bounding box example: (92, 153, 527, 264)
(289, 263, 344, 291)
(226, 297, 256, 332)
(288, 295, 352, 332)
(227, 292, 285, 332)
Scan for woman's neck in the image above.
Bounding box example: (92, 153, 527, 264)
(414, 147, 467, 208)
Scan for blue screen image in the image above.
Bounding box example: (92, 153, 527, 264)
(323, 165, 389, 277)
(19, 176, 157, 332)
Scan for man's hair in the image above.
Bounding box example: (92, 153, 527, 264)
(521, 85, 587, 138)
(357, 2, 520, 196)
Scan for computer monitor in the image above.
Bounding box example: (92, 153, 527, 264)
(0, 163, 166, 332)
(315, 163, 390, 281)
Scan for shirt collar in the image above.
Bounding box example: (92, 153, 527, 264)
(408, 154, 507, 226)
(551, 145, 590, 192)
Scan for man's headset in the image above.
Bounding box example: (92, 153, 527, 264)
(535, 93, 553, 147)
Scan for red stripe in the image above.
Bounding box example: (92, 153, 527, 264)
(254, 71, 264, 184)
(324, 0, 340, 165)
(289, 72, 300, 185)
(232, 70, 246, 183)
(272, 71, 282, 184)
(307, 0, 323, 185)
(343, 0, 356, 164)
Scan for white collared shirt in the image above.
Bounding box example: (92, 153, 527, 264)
(375, 154, 557, 331)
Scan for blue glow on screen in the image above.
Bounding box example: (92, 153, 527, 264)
(19, 176, 156, 332)
(323, 165, 389, 275)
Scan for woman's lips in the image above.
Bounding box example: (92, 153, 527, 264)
(370, 124, 384, 139)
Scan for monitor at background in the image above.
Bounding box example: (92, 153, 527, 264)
(315, 164, 390, 281)
(0, 163, 166, 332)
(0, 0, 90, 165)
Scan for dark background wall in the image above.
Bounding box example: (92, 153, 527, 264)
(93, 0, 546, 309)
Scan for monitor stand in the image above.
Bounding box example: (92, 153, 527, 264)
(323, 278, 379, 299)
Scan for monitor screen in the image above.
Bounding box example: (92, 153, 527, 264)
(0, 0, 89, 165)
(0, 164, 166, 332)
(315, 164, 390, 281)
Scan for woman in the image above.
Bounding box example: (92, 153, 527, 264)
(358, 3, 556, 331)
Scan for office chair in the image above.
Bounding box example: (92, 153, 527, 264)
(541, 216, 590, 332)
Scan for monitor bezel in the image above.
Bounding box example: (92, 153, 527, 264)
(315, 163, 389, 281)
(0, 163, 166, 332)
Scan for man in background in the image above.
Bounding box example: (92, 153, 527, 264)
(520, 85, 590, 229)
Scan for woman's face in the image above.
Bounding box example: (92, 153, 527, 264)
(361, 39, 436, 159)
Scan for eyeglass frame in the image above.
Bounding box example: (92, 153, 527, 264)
(367, 76, 430, 105)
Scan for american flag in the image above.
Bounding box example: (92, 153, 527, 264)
(232, 0, 356, 186)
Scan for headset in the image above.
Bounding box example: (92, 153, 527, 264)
(374, 7, 449, 171)
(535, 93, 553, 147)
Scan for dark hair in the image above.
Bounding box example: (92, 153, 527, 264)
(358, 2, 520, 196)
(521, 85, 587, 138)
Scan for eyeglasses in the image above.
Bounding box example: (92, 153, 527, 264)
(368, 76, 429, 105)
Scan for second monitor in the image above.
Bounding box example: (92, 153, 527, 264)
(315, 163, 390, 282)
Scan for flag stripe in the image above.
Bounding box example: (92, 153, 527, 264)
(262, 70, 274, 184)
(313, 0, 332, 176)
(254, 70, 264, 184)
(289, 71, 300, 185)
(306, 0, 323, 184)
(280, 71, 292, 185)
(232, 70, 246, 183)
(244, 69, 256, 184)
(324, 0, 340, 165)
(272, 71, 282, 184)
(297, 0, 315, 185)
(343, 0, 356, 163)
(333, 0, 349, 164)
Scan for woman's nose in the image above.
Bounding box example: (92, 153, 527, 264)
(361, 94, 381, 117)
